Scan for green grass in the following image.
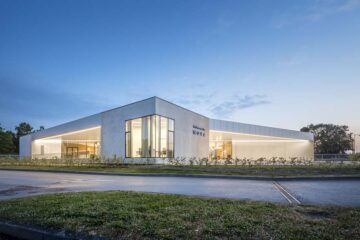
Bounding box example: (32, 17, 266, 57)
(0, 191, 359, 239)
(1, 163, 360, 177)
(0, 233, 18, 240)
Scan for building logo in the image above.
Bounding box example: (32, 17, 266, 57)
(193, 125, 206, 137)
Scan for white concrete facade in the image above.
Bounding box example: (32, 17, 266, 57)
(20, 97, 314, 161)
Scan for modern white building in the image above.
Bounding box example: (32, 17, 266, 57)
(20, 97, 314, 161)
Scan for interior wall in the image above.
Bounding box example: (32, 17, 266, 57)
(210, 130, 314, 160)
(32, 139, 62, 158)
(232, 141, 314, 160)
(30, 127, 101, 159)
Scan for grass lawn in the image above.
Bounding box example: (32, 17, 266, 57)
(0, 233, 18, 240)
(0, 191, 359, 239)
(0, 163, 360, 177)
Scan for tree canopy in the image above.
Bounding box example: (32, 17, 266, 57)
(0, 125, 15, 154)
(0, 122, 44, 154)
(301, 124, 353, 154)
(15, 122, 33, 138)
(12, 122, 33, 153)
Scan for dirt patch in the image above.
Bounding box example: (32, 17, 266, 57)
(298, 209, 332, 219)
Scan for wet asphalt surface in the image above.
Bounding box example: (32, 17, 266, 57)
(0, 170, 359, 206)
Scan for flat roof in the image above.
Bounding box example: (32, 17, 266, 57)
(27, 96, 313, 141)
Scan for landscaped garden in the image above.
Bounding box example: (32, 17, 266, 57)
(0, 155, 359, 177)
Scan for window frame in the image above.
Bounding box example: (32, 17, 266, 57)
(124, 114, 175, 159)
(167, 119, 175, 158)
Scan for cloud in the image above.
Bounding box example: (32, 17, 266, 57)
(303, 0, 360, 21)
(174, 93, 215, 106)
(338, 0, 360, 11)
(164, 80, 271, 119)
(279, 55, 302, 66)
(212, 16, 235, 34)
(273, 0, 360, 28)
(210, 95, 270, 118)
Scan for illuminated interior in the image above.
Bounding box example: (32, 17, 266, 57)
(209, 130, 314, 160)
(32, 127, 101, 159)
(125, 115, 174, 158)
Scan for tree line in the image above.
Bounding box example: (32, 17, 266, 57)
(0, 122, 44, 154)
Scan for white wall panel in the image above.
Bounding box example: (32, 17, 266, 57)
(19, 135, 32, 158)
(210, 119, 313, 141)
(101, 97, 156, 158)
(155, 98, 209, 158)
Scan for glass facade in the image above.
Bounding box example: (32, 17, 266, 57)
(125, 115, 174, 158)
(32, 127, 101, 159)
(209, 140, 232, 160)
(61, 141, 101, 159)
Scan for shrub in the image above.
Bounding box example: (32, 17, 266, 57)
(224, 158, 232, 165)
(349, 153, 360, 161)
(255, 157, 265, 166)
(188, 157, 196, 166)
(234, 157, 240, 166)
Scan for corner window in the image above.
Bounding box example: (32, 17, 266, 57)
(125, 115, 174, 158)
(168, 119, 174, 158)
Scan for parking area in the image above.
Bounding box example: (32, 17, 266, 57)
(0, 170, 359, 206)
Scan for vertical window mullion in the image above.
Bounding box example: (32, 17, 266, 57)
(125, 115, 174, 159)
(167, 119, 174, 158)
(141, 117, 145, 157)
(150, 115, 154, 157)
(125, 120, 132, 158)
(157, 116, 160, 157)
(168, 121, 170, 158)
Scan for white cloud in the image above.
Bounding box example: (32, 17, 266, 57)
(279, 55, 302, 66)
(338, 0, 360, 11)
(212, 16, 235, 34)
(210, 94, 270, 118)
(273, 0, 360, 28)
(303, 0, 360, 21)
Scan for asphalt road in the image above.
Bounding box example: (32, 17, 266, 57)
(0, 170, 359, 206)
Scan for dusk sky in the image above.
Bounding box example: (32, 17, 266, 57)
(1, 0, 359, 135)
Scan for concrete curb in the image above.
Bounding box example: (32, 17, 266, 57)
(1, 168, 360, 181)
(0, 220, 67, 240)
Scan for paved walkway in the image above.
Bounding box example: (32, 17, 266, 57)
(0, 170, 359, 206)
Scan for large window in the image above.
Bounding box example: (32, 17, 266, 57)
(32, 126, 101, 159)
(125, 115, 174, 158)
(209, 140, 232, 160)
(62, 141, 101, 159)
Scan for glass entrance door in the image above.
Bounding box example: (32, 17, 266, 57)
(66, 147, 79, 158)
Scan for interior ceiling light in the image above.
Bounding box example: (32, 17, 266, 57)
(36, 126, 101, 140)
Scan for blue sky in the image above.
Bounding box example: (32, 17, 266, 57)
(1, 0, 359, 134)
